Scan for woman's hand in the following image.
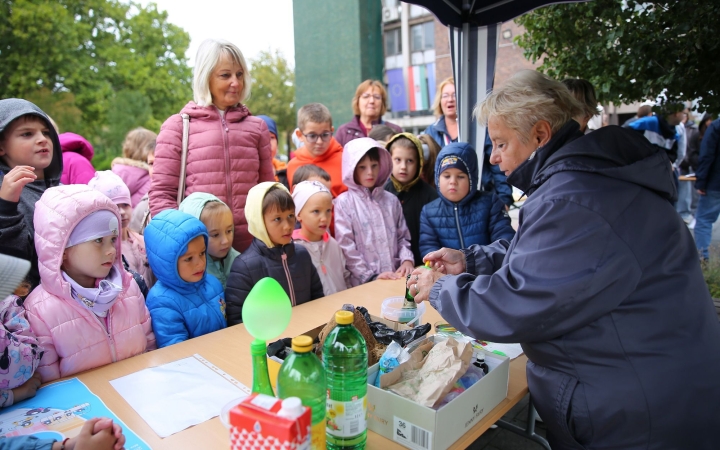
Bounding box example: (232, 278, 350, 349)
(423, 248, 466, 275)
(406, 268, 445, 304)
(377, 271, 400, 280)
(395, 260, 414, 278)
(0, 166, 37, 203)
(11, 372, 42, 403)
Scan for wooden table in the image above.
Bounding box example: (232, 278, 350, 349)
(68, 279, 529, 449)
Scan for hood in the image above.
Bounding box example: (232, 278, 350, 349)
(59, 132, 94, 161)
(179, 192, 228, 220)
(256, 115, 278, 138)
(386, 132, 424, 192)
(0, 98, 63, 185)
(293, 138, 344, 165)
(33, 185, 128, 299)
(145, 209, 209, 290)
(434, 142, 479, 205)
(246, 181, 290, 248)
(508, 121, 676, 201)
(342, 137, 392, 191)
(180, 100, 251, 123)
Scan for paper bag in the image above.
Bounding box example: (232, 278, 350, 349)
(381, 337, 472, 407)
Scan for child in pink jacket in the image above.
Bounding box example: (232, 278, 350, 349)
(24, 185, 156, 382)
(334, 138, 414, 286)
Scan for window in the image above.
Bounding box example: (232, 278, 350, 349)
(410, 21, 434, 52)
(385, 28, 401, 56)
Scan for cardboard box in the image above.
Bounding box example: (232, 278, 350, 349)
(366, 336, 510, 450)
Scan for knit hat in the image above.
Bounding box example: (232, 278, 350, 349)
(438, 154, 470, 177)
(257, 115, 278, 139)
(292, 180, 332, 216)
(88, 170, 132, 206)
(67, 210, 119, 248)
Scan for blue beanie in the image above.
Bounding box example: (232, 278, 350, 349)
(257, 115, 278, 139)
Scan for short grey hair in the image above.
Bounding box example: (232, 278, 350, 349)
(193, 38, 252, 107)
(474, 70, 584, 144)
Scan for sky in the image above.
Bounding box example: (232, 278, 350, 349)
(141, 0, 296, 68)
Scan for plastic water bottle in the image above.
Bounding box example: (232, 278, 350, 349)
(323, 310, 368, 449)
(277, 335, 327, 450)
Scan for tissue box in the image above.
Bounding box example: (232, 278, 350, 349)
(366, 336, 510, 450)
(228, 393, 311, 450)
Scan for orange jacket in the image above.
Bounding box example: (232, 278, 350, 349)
(287, 138, 347, 197)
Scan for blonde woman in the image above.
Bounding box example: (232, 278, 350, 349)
(423, 77, 457, 148)
(409, 70, 720, 449)
(149, 38, 274, 252)
(335, 80, 402, 147)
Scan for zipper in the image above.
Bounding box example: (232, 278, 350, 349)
(91, 310, 117, 363)
(281, 251, 297, 306)
(454, 204, 465, 249)
(220, 115, 233, 206)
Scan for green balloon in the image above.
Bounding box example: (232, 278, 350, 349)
(242, 277, 292, 341)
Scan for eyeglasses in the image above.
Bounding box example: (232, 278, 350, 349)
(361, 94, 382, 101)
(302, 132, 333, 143)
(441, 93, 456, 99)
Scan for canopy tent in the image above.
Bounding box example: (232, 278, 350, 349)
(404, 0, 587, 181)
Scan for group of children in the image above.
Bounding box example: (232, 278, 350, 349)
(0, 97, 515, 424)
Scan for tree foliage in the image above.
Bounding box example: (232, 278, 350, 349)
(244, 50, 295, 155)
(516, 0, 720, 113)
(0, 0, 192, 161)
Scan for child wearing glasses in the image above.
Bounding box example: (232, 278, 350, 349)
(287, 103, 347, 198)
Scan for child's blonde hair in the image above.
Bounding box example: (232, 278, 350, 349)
(122, 127, 157, 161)
(297, 103, 333, 130)
(200, 201, 232, 224)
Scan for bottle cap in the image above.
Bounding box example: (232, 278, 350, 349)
(335, 310, 354, 325)
(291, 335, 313, 353)
(250, 339, 267, 356)
(279, 397, 304, 419)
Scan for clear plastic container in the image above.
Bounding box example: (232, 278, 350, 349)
(381, 296, 426, 326)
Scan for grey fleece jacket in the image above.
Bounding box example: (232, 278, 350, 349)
(0, 99, 63, 287)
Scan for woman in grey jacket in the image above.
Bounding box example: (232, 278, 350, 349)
(409, 70, 720, 450)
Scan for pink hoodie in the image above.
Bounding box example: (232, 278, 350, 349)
(111, 158, 151, 207)
(334, 138, 413, 286)
(59, 132, 95, 185)
(24, 185, 156, 382)
(149, 101, 274, 252)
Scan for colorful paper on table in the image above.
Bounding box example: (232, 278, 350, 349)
(110, 354, 250, 438)
(242, 277, 292, 341)
(474, 341, 525, 360)
(0, 378, 149, 449)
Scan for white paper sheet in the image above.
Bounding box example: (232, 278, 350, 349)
(110, 354, 250, 438)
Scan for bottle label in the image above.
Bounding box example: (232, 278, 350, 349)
(311, 420, 326, 450)
(326, 396, 367, 438)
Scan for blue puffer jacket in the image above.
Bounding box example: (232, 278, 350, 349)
(144, 210, 226, 348)
(419, 142, 515, 256)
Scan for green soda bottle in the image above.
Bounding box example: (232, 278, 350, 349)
(277, 335, 327, 450)
(250, 339, 275, 396)
(324, 311, 368, 449)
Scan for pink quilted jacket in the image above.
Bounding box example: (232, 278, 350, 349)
(149, 102, 274, 252)
(111, 158, 151, 207)
(25, 185, 156, 383)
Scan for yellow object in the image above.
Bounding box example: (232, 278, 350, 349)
(425, 261, 432, 268)
(291, 335, 313, 353)
(335, 310, 353, 325)
(267, 356, 281, 390)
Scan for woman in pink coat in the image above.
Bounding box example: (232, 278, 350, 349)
(150, 38, 274, 252)
(24, 185, 156, 382)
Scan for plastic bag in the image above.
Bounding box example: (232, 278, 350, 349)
(374, 341, 411, 387)
(356, 306, 431, 346)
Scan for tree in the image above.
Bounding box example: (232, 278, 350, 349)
(0, 0, 191, 150)
(244, 50, 296, 155)
(516, 1, 720, 113)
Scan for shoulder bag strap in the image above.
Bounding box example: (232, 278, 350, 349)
(176, 113, 190, 206)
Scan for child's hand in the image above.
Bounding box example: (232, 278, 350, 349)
(92, 418, 126, 450)
(62, 418, 118, 450)
(11, 372, 42, 403)
(0, 166, 37, 203)
(395, 261, 414, 278)
(377, 271, 400, 280)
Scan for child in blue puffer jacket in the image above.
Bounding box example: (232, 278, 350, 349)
(419, 142, 515, 257)
(144, 209, 226, 348)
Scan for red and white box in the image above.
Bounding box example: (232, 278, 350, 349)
(228, 394, 311, 450)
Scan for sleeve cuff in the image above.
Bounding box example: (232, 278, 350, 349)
(0, 197, 19, 215)
(461, 247, 475, 274)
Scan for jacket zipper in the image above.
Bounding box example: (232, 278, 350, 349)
(220, 115, 233, 206)
(281, 251, 297, 306)
(91, 311, 117, 363)
(454, 204, 466, 249)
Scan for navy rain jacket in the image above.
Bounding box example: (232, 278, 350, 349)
(429, 121, 720, 449)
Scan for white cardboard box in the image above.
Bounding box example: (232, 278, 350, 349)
(366, 337, 510, 450)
